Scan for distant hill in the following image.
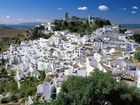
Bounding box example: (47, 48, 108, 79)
(119, 24, 140, 29)
(0, 26, 26, 37)
(119, 24, 140, 34)
(0, 22, 43, 29)
(17, 22, 43, 26)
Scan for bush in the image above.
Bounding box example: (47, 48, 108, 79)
(8, 81, 18, 94)
(1, 68, 7, 74)
(1, 97, 9, 103)
(25, 88, 34, 96)
(0, 84, 5, 94)
(10, 95, 18, 102)
(19, 92, 25, 98)
(20, 77, 38, 98)
(54, 69, 140, 105)
(39, 71, 46, 82)
(32, 101, 49, 105)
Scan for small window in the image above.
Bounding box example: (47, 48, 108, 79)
(50, 82, 53, 85)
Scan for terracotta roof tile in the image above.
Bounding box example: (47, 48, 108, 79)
(43, 77, 52, 82)
(122, 73, 137, 81)
(134, 62, 140, 66)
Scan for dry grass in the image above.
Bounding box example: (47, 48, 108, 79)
(132, 28, 140, 34)
(0, 28, 28, 53)
(0, 28, 26, 38)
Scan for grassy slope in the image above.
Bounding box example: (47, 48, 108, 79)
(0, 27, 26, 38)
(133, 28, 140, 34)
(0, 27, 28, 53)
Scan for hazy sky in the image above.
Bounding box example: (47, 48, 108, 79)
(0, 0, 140, 24)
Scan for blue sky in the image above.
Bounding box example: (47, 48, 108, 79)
(0, 0, 140, 24)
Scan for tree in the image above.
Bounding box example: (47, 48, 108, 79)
(95, 19, 111, 28)
(0, 84, 4, 94)
(10, 95, 18, 102)
(104, 20, 111, 25)
(26, 88, 34, 96)
(39, 25, 45, 30)
(30, 26, 46, 40)
(1, 68, 7, 75)
(130, 34, 140, 44)
(1, 58, 5, 65)
(39, 71, 46, 82)
(53, 18, 111, 34)
(7, 80, 18, 95)
(31, 27, 39, 39)
(53, 69, 140, 105)
(1, 97, 9, 103)
(53, 19, 63, 31)
(134, 51, 140, 62)
(61, 21, 68, 30)
(20, 77, 38, 98)
(119, 26, 127, 33)
(19, 91, 25, 98)
(32, 101, 50, 105)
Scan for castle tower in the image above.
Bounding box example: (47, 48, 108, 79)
(65, 12, 68, 21)
(88, 15, 91, 23)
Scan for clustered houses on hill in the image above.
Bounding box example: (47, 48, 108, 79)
(1, 25, 140, 101)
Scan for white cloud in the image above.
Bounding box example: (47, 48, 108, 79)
(133, 6, 138, 9)
(19, 18, 22, 20)
(35, 18, 41, 21)
(6, 16, 10, 18)
(123, 8, 126, 10)
(119, 8, 126, 10)
(131, 11, 136, 13)
(31, 17, 34, 19)
(78, 6, 87, 10)
(98, 5, 109, 11)
(57, 8, 62, 10)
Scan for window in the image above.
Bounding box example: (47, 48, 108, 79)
(50, 82, 53, 85)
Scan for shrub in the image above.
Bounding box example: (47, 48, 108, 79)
(10, 95, 18, 102)
(1, 97, 9, 103)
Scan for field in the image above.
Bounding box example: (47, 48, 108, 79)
(0, 26, 28, 53)
(132, 28, 140, 34)
(0, 27, 26, 38)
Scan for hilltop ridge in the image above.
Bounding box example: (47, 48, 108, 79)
(0, 22, 43, 30)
